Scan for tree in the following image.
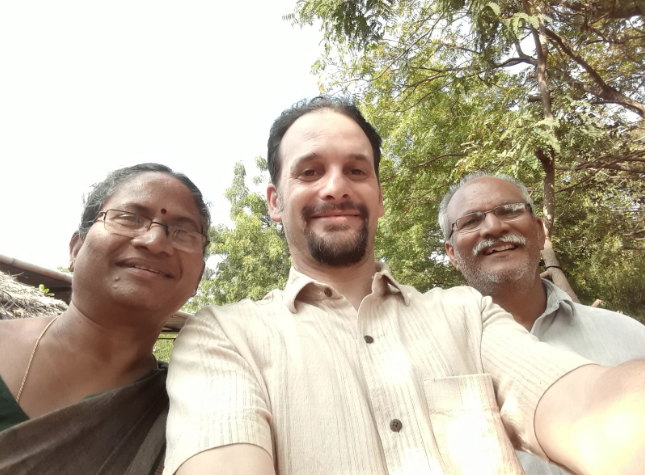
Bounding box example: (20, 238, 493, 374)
(183, 159, 291, 311)
(288, 0, 645, 318)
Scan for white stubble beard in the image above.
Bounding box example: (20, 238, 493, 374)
(454, 234, 539, 297)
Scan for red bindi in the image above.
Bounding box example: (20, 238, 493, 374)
(161, 208, 167, 214)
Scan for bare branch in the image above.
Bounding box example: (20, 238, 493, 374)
(624, 228, 645, 237)
(492, 57, 536, 69)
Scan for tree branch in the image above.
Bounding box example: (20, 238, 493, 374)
(548, 1, 645, 20)
(381, 153, 467, 182)
(555, 163, 645, 174)
(547, 66, 645, 117)
(492, 56, 536, 69)
(555, 167, 604, 194)
(545, 28, 645, 117)
(624, 228, 645, 237)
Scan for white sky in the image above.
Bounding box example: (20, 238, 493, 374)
(0, 1, 323, 271)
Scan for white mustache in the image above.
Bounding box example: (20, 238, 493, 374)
(472, 234, 526, 256)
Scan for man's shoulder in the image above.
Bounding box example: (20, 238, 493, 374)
(417, 284, 484, 301)
(540, 299, 645, 364)
(543, 279, 643, 329)
(409, 284, 488, 316)
(194, 289, 286, 321)
(570, 300, 645, 330)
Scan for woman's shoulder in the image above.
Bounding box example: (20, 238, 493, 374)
(0, 317, 57, 380)
(0, 316, 56, 339)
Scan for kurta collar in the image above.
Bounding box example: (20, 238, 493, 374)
(281, 262, 409, 313)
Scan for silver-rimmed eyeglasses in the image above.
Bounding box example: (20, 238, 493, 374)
(95, 209, 208, 254)
(450, 202, 532, 238)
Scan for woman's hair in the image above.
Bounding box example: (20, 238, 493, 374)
(78, 163, 211, 244)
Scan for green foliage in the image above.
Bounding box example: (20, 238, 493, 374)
(290, 0, 645, 319)
(38, 284, 54, 297)
(176, 1, 645, 321)
(286, 0, 397, 44)
(153, 334, 176, 362)
(183, 159, 292, 310)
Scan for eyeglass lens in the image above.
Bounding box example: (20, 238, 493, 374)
(100, 210, 205, 253)
(455, 203, 528, 233)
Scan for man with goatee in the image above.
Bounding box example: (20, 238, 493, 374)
(163, 97, 645, 475)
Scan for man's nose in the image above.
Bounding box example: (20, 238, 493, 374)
(477, 211, 507, 236)
(320, 168, 351, 201)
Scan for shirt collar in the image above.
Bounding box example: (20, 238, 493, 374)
(281, 262, 409, 313)
(539, 278, 576, 319)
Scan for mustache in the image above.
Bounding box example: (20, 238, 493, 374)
(301, 201, 369, 224)
(472, 234, 526, 256)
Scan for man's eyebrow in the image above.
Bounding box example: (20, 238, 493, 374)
(289, 153, 319, 172)
(458, 201, 520, 216)
(289, 153, 372, 172)
(346, 153, 371, 163)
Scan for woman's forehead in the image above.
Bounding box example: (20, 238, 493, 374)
(105, 173, 201, 223)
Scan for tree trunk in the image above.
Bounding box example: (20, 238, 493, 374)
(540, 238, 580, 302)
(536, 150, 581, 302)
(525, 0, 580, 302)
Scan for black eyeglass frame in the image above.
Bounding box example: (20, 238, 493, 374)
(449, 202, 533, 239)
(94, 209, 210, 254)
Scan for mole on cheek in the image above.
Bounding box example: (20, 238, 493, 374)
(161, 208, 167, 214)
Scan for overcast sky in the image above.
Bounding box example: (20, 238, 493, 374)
(0, 1, 323, 270)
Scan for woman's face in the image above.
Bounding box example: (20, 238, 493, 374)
(70, 172, 205, 322)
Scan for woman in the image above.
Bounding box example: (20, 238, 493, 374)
(0, 163, 210, 475)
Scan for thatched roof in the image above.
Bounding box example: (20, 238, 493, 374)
(0, 253, 72, 304)
(0, 270, 68, 320)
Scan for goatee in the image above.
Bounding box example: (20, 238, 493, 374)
(302, 202, 370, 267)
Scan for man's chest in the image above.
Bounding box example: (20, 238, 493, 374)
(234, 298, 521, 475)
(252, 297, 485, 385)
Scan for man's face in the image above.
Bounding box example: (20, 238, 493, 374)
(267, 110, 384, 268)
(71, 172, 205, 318)
(445, 177, 545, 295)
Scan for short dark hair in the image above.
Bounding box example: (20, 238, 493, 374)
(267, 96, 382, 188)
(78, 163, 211, 253)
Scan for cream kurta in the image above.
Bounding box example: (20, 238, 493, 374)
(164, 264, 590, 475)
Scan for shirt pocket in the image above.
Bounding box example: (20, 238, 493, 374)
(424, 374, 525, 475)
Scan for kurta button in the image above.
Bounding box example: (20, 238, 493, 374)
(364, 335, 374, 344)
(390, 419, 402, 432)
(324, 288, 332, 297)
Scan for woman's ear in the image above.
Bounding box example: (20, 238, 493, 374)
(68, 232, 84, 272)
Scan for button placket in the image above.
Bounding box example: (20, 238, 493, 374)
(356, 291, 437, 475)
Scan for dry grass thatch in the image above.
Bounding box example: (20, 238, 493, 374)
(0, 271, 68, 320)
